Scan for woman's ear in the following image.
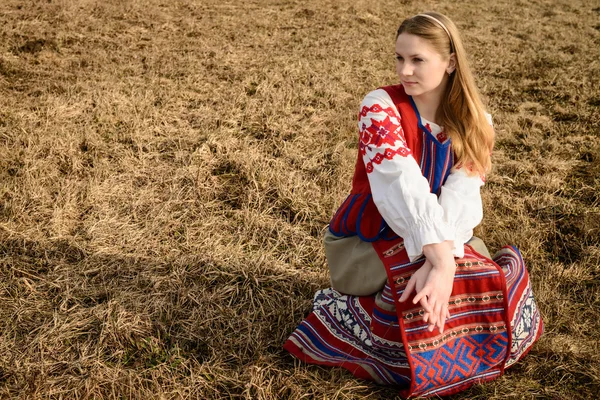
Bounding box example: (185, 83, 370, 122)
(447, 53, 457, 74)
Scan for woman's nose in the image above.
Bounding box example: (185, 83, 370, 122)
(399, 62, 413, 76)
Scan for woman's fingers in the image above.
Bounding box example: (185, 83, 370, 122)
(438, 303, 448, 333)
(399, 275, 417, 302)
(423, 311, 430, 324)
(413, 287, 432, 312)
(422, 298, 452, 333)
(427, 305, 438, 327)
(432, 301, 443, 327)
(419, 299, 431, 321)
(414, 287, 434, 324)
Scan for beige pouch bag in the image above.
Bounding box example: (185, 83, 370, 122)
(324, 230, 386, 296)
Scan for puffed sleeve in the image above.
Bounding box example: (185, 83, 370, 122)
(437, 169, 484, 258)
(437, 113, 492, 258)
(359, 89, 454, 261)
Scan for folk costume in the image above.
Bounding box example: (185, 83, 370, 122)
(284, 85, 543, 398)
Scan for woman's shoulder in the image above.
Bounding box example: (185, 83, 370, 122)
(360, 84, 412, 112)
(358, 90, 402, 126)
(358, 86, 408, 119)
(360, 88, 395, 107)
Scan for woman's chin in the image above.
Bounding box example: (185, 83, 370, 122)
(402, 85, 421, 96)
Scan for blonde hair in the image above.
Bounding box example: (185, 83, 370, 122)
(396, 11, 494, 175)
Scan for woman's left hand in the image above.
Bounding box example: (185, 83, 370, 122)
(413, 264, 455, 333)
(413, 241, 457, 333)
(399, 259, 433, 312)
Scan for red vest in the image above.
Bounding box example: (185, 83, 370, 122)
(328, 85, 452, 242)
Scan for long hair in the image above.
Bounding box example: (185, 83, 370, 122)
(396, 12, 494, 175)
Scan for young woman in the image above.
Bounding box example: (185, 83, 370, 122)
(284, 12, 543, 397)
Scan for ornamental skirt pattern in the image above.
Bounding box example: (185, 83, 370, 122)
(284, 245, 543, 398)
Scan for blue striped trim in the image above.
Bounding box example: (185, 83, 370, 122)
(294, 324, 410, 384)
(447, 307, 506, 321)
(408, 95, 452, 149)
(371, 311, 400, 328)
(389, 258, 424, 272)
(408, 95, 453, 195)
(341, 194, 360, 236)
(404, 308, 506, 333)
(329, 193, 396, 242)
(355, 194, 385, 242)
(372, 307, 399, 323)
(328, 194, 353, 236)
(455, 270, 500, 279)
(348, 296, 373, 332)
(381, 291, 395, 305)
(506, 246, 526, 299)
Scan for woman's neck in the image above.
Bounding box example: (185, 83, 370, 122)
(410, 81, 447, 124)
(412, 96, 439, 123)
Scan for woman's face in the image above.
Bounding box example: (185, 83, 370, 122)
(395, 33, 455, 98)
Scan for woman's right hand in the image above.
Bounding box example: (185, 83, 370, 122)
(413, 241, 457, 333)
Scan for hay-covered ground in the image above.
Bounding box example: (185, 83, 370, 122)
(0, 0, 598, 398)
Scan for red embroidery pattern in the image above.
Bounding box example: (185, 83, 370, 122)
(436, 131, 448, 143)
(365, 147, 411, 173)
(359, 104, 397, 119)
(425, 122, 448, 143)
(360, 115, 400, 150)
(359, 104, 411, 174)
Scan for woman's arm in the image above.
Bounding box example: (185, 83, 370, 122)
(359, 89, 455, 261)
(437, 168, 485, 258)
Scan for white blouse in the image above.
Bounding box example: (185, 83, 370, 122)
(359, 89, 487, 261)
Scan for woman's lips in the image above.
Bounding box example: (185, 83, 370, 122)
(402, 81, 417, 86)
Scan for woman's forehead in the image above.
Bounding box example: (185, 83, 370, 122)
(395, 33, 438, 55)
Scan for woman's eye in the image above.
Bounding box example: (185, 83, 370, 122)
(395, 56, 403, 61)
(414, 58, 423, 62)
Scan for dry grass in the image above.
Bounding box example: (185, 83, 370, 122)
(0, 0, 598, 398)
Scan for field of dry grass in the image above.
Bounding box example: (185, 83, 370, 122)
(0, 0, 598, 398)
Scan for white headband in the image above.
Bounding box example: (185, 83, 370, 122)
(415, 13, 454, 51)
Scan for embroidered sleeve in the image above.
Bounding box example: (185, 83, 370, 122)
(359, 89, 454, 261)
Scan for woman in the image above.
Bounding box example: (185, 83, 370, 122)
(284, 11, 543, 398)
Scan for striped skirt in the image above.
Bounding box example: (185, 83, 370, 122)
(284, 245, 543, 398)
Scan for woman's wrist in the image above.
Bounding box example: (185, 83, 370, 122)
(423, 240, 455, 267)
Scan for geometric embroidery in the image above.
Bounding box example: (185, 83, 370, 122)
(505, 285, 542, 368)
(359, 105, 411, 174)
(313, 289, 372, 345)
(411, 332, 508, 394)
(312, 289, 408, 365)
(284, 244, 543, 397)
(285, 222, 543, 397)
(424, 122, 448, 144)
(436, 131, 448, 143)
(382, 249, 510, 398)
